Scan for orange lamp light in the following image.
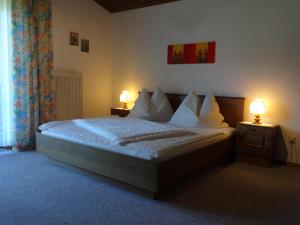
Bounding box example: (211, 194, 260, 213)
(250, 99, 266, 124)
(120, 90, 130, 109)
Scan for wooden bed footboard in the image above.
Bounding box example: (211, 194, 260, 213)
(36, 132, 234, 198)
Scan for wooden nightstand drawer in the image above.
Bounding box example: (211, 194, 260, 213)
(111, 108, 130, 117)
(236, 122, 279, 166)
(243, 134, 266, 149)
(237, 124, 273, 136)
(237, 133, 270, 157)
(246, 126, 273, 136)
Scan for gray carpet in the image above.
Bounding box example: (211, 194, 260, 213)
(1, 150, 300, 225)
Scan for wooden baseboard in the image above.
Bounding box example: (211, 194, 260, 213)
(236, 154, 271, 167)
(274, 159, 300, 168)
(236, 154, 300, 168)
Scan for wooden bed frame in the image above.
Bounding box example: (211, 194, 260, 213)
(36, 93, 245, 198)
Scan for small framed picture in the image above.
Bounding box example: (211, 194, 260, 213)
(70, 32, 79, 46)
(81, 39, 89, 53)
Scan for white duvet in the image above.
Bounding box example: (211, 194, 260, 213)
(72, 117, 195, 145)
(39, 117, 229, 160)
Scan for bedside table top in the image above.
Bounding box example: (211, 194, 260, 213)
(239, 121, 277, 128)
(111, 107, 130, 111)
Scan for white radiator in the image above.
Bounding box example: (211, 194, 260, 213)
(53, 71, 83, 121)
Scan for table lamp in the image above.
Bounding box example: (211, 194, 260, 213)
(120, 90, 130, 109)
(250, 99, 266, 124)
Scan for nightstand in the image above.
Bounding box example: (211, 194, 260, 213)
(110, 107, 130, 117)
(236, 121, 279, 167)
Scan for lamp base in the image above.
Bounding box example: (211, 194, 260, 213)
(123, 102, 128, 109)
(253, 114, 262, 124)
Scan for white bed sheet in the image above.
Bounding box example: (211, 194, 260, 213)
(40, 120, 235, 161)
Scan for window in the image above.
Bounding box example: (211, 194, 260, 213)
(0, 0, 14, 147)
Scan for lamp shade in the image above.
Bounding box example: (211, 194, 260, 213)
(120, 90, 130, 103)
(250, 99, 266, 115)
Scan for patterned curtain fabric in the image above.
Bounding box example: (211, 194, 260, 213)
(12, 0, 55, 150)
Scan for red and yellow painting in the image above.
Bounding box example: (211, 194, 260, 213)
(168, 41, 215, 64)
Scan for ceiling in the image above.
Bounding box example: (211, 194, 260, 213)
(94, 0, 180, 13)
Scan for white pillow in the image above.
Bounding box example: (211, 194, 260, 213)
(197, 94, 224, 128)
(128, 88, 151, 119)
(128, 87, 173, 122)
(169, 90, 200, 127)
(150, 87, 173, 121)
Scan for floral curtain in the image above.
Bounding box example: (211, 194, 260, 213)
(12, 0, 55, 150)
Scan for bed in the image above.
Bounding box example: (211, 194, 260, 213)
(36, 93, 245, 198)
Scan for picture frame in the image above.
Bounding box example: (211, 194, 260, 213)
(70, 32, 79, 46)
(81, 39, 89, 53)
(167, 41, 216, 64)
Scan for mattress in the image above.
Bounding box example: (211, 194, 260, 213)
(40, 120, 235, 161)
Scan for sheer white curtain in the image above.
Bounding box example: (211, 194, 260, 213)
(0, 0, 14, 147)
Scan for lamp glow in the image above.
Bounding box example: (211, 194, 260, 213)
(120, 90, 130, 109)
(250, 99, 266, 124)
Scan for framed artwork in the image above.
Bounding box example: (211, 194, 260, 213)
(167, 41, 216, 64)
(70, 32, 79, 46)
(81, 39, 89, 53)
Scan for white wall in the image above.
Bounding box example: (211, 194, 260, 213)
(111, 0, 300, 163)
(52, 0, 112, 117)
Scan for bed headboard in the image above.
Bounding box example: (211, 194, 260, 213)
(148, 92, 245, 128)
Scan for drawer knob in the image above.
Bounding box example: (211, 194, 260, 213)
(251, 128, 257, 132)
